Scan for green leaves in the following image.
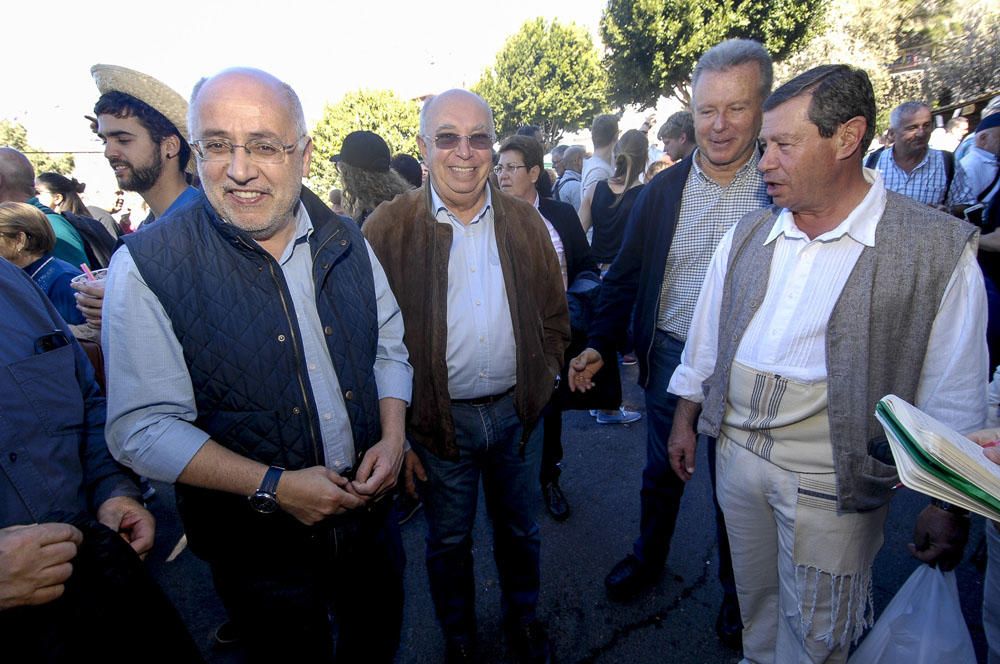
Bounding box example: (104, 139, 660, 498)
(473, 18, 608, 149)
(308, 90, 420, 197)
(0, 120, 75, 176)
(600, 0, 823, 106)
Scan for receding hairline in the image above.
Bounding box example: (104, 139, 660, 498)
(188, 68, 307, 138)
(419, 89, 495, 137)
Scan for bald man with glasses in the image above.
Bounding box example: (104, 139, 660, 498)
(364, 89, 569, 664)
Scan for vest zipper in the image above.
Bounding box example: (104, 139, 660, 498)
(238, 235, 324, 467)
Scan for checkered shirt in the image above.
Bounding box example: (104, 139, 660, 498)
(656, 150, 770, 340)
(874, 147, 973, 206)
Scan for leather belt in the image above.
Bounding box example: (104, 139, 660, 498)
(451, 386, 515, 406)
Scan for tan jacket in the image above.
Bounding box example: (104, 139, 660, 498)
(364, 184, 570, 459)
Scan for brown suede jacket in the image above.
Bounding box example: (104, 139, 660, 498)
(363, 184, 570, 460)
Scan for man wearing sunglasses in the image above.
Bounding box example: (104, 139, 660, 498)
(364, 89, 569, 664)
(102, 68, 413, 663)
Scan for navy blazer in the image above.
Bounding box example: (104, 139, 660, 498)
(537, 196, 597, 286)
(586, 156, 695, 388)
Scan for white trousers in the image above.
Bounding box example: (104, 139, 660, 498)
(716, 437, 888, 664)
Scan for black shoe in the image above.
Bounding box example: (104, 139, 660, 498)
(212, 620, 241, 647)
(445, 633, 477, 664)
(542, 481, 570, 521)
(507, 617, 552, 664)
(715, 593, 743, 650)
(395, 492, 423, 525)
(604, 554, 659, 601)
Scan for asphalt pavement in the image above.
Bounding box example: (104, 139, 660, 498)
(144, 364, 991, 663)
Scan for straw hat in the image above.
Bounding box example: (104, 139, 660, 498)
(91, 64, 190, 142)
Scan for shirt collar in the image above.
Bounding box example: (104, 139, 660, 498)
(430, 183, 492, 225)
(691, 146, 761, 185)
(970, 146, 999, 164)
(277, 201, 313, 265)
(765, 168, 886, 247)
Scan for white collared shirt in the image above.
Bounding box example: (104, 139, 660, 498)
(430, 185, 517, 399)
(669, 170, 986, 433)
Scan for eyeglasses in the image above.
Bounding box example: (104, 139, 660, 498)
(493, 163, 528, 175)
(424, 133, 494, 150)
(191, 136, 306, 164)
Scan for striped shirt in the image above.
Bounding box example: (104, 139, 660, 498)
(656, 149, 770, 340)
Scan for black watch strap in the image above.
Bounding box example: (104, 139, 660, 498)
(259, 465, 284, 496)
(930, 497, 971, 518)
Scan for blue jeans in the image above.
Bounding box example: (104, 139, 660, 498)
(635, 330, 735, 595)
(414, 394, 543, 637)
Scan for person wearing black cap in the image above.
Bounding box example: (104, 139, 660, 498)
(333, 130, 414, 225)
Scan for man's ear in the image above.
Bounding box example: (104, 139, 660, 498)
(162, 134, 181, 161)
(837, 116, 868, 160)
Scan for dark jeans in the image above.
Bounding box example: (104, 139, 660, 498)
(634, 330, 736, 596)
(209, 505, 405, 664)
(414, 394, 543, 638)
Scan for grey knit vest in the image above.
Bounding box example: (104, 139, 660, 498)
(699, 190, 976, 511)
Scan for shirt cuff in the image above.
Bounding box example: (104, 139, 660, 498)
(90, 475, 143, 513)
(667, 363, 706, 403)
(129, 420, 212, 483)
(375, 360, 413, 405)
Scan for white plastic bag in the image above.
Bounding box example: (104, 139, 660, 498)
(849, 564, 976, 664)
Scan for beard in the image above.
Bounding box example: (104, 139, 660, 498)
(111, 150, 164, 193)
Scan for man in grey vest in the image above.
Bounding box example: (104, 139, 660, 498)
(666, 64, 986, 663)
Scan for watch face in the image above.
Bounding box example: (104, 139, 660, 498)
(249, 491, 278, 514)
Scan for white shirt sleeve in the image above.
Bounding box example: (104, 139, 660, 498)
(914, 242, 989, 433)
(666, 224, 737, 402)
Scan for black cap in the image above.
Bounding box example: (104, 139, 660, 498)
(977, 113, 1000, 133)
(331, 131, 391, 173)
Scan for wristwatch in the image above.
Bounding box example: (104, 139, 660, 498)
(249, 465, 284, 514)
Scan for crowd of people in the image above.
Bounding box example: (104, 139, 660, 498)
(1, 35, 999, 664)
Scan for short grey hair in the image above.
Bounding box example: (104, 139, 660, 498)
(563, 145, 585, 164)
(419, 90, 496, 138)
(691, 39, 773, 101)
(889, 101, 930, 130)
(550, 145, 568, 160)
(188, 69, 307, 139)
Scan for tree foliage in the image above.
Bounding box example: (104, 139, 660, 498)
(600, 0, 822, 107)
(308, 90, 420, 197)
(474, 18, 607, 149)
(0, 120, 75, 175)
(923, 2, 1000, 107)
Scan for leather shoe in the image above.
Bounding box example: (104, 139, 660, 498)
(445, 633, 476, 664)
(507, 616, 552, 664)
(715, 593, 743, 649)
(543, 481, 570, 521)
(604, 554, 658, 601)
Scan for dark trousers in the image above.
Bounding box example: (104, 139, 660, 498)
(540, 401, 563, 486)
(634, 330, 736, 595)
(414, 394, 543, 637)
(209, 506, 405, 664)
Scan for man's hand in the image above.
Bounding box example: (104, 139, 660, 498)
(276, 466, 367, 526)
(350, 436, 406, 501)
(966, 428, 1000, 465)
(909, 504, 970, 571)
(71, 280, 105, 328)
(402, 450, 428, 500)
(0, 523, 83, 610)
(96, 495, 156, 558)
(568, 348, 604, 393)
(668, 428, 698, 482)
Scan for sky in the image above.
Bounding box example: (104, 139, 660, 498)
(5, 0, 620, 205)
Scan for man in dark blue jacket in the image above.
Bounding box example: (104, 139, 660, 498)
(569, 39, 772, 647)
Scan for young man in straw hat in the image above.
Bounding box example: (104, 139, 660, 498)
(73, 65, 201, 331)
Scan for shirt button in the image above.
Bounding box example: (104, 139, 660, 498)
(324, 326, 333, 335)
(340, 239, 348, 246)
(470, 266, 476, 272)
(292, 406, 302, 415)
(475, 300, 481, 306)
(324, 413, 333, 421)
(344, 390, 354, 401)
(308, 363, 317, 370)
(277, 334, 286, 342)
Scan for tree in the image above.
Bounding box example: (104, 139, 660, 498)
(473, 18, 607, 149)
(0, 120, 75, 175)
(923, 2, 1000, 107)
(309, 90, 421, 197)
(600, 0, 822, 107)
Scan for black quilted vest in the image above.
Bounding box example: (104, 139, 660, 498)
(124, 187, 382, 559)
